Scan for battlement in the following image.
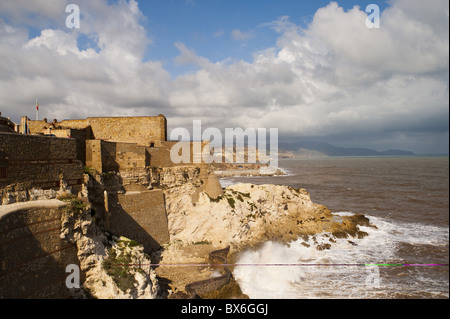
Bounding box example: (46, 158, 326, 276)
(27, 115, 167, 147)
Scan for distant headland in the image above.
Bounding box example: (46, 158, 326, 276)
(279, 141, 415, 158)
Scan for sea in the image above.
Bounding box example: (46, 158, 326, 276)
(220, 156, 449, 299)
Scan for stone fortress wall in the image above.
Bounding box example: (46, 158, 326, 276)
(0, 132, 84, 203)
(85, 139, 150, 173)
(0, 201, 81, 298)
(27, 115, 167, 147)
(0, 112, 224, 298)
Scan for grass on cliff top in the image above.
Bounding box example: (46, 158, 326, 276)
(57, 194, 87, 216)
(207, 189, 252, 209)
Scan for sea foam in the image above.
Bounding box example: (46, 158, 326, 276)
(233, 213, 449, 299)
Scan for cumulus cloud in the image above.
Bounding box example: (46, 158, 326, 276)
(0, 0, 171, 121)
(167, 0, 449, 153)
(0, 0, 69, 27)
(0, 0, 448, 153)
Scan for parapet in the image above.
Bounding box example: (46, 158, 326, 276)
(26, 115, 167, 147)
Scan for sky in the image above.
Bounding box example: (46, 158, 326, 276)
(0, 0, 448, 154)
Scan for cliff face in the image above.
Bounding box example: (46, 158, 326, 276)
(59, 193, 159, 299)
(1, 160, 371, 299)
(164, 182, 333, 250)
(158, 177, 377, 298)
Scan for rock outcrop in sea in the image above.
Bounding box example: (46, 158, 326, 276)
(164, 183, 333, 250)
(157, 179, 376, 298)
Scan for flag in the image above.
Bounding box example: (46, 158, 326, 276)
(36, 99, 39, 111)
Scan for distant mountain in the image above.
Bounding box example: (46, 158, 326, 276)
(279, 141, 415, 157)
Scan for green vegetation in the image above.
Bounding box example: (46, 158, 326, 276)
(116, 237, 141, 248)
(207, 194, 223, 203)
(102, 237, 146, 292)
(83, 166, 97, 176)
(226, 197, 236, 209)
(192, 240, 212, 245)
(247, 202, 257, 212)
(58, 194, 87, 216)
(103, 171, 116, 178)
(102, 247, 137, 292)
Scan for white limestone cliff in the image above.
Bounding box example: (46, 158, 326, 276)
(59, 195, 159, 299)
(164, 183, 333, 251)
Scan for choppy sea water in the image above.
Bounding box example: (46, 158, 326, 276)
(222, 156, 449, 299)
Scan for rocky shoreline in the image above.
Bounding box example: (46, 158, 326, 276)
(156, 182, 376, 298)
(52, 171, 376, 299)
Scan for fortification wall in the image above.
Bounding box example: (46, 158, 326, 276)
(105, 142, 149, 171)
(26, 119, 48, 133)
(148, 141, 210, 168)
(85, 140, 149, 173)
(56, 119, 90, 130)
(58, 116, 167, 147)
(27, 115, 167, 147)
(88, 116, 166, 147)
(0, 201, 81, 298)
(45, 129, 88, 165)
(0, 133, 84, 200)
(106, 189, 169, 253)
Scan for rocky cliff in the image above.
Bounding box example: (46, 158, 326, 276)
(59, 191, 159, 299)
(157, 178, 376, 298)
(164, 183, 333, 250)
(1, 161, 372, 299)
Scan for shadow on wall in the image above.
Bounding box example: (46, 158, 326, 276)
(0, 206, 83, 298)
(86, 173, 170, 254)
(106, 191, 168, 253)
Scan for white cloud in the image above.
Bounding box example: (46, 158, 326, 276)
(0, 0, 69, 26)
(166, 0, 448, 153)
(0, 0, 448, 153)
(0, 0, 170, 122)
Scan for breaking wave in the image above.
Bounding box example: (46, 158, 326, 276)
(233, 213, 449, 299)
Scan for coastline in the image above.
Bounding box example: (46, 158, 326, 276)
(157, 177, 378, 298)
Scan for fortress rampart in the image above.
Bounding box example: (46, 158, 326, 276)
(0, 132, 84, 204)
(1, 112, 225, 298)
(0, 201, 81, 298)
(27, 115, 167, 147)
(86, 140, 150, 173)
